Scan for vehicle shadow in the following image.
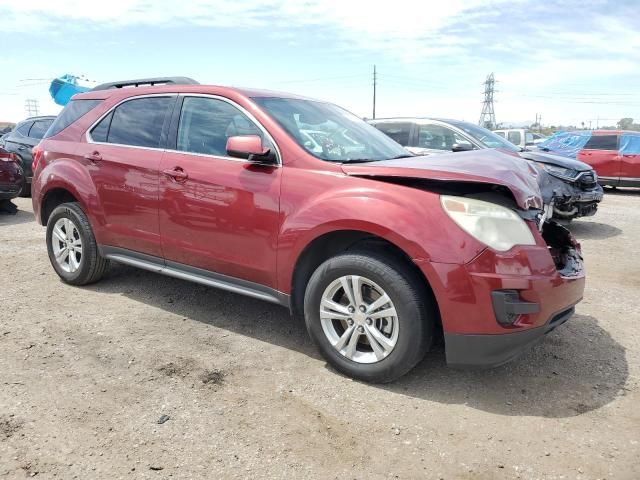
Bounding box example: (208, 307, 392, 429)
(0, 206, 35, 226)
(86, 264, 628, 419)
(567, 220, 622, 240)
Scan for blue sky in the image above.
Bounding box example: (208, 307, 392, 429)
(1, 0, 639, 126)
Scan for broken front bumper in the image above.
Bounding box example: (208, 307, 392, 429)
(418, 221, 585, 368)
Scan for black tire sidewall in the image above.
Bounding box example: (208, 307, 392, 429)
(46, 203, 96, 284)
(304, 253, 431, 383)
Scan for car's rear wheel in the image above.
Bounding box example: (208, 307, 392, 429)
(304, 251, 434, 383)
(46, 202, 109, 285)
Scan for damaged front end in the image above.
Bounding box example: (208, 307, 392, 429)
(529, 161, 603, 222)
(540, 220, 583, 277)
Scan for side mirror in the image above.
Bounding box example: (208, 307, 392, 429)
(451, 142, 474, 152)
(226, 135, 276, 163)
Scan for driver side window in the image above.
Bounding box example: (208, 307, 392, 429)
(177, 97, 269, 157)
(417, 124, 467, 150)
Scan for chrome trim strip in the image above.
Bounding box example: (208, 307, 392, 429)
(102, 246, 289, 307)
(84, 92, 282, 166)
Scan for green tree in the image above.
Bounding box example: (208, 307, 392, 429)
(617, 118, 634, 129)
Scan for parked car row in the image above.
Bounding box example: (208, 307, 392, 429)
(29, 77, 585, 382)
(369, 118, 603, 222)
(0, 115, 55, 196)
(536, 130, 640, 187)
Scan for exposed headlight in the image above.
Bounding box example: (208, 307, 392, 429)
(536, 162, 577, 179)
(440, 196, 536, 251)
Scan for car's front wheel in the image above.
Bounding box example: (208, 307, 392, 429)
(304, 251, 434, 383)
(46, 202, 109, 285)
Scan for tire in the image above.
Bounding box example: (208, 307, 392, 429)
(46, 202, 109, 285)
(19, 181, 31, 197)
(304, 251, 434, 383)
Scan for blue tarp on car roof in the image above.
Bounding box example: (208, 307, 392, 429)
(537, 131, 592, 158)
(620, 134, 640, 155)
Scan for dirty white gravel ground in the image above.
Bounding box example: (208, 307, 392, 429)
(1, 192, 639, 479)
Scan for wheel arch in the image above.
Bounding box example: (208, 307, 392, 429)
(40, 187, 80, 226)
(289, 229, 442, 334)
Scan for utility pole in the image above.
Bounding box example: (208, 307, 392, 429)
(372, 65, 377, 120)
(478, 73, 496, 129)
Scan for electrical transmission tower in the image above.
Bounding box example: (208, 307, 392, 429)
(25, 99, 40, 117)
(478, 73, 496, 129)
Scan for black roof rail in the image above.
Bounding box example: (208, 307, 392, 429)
(92, 77, 199, 91)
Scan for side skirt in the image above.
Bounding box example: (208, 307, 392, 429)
(100, 246, 290, 308)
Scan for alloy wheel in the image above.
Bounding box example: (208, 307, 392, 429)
(320, 275, 399, 364)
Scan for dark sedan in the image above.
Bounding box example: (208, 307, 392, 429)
(2, 116, 55, 197)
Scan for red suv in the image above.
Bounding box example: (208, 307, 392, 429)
(32, 78, 585, 382)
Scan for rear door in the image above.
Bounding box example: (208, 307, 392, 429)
(78, 95, 175, 257)
(578, 134, 620, 183)
(158, 95, 282, 288)
(619, 134, 640, 184)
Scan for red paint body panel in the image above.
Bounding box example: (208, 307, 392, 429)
(158, 152, 282, 287)
(32, 83, 585, 349)
(578, 149, 620, 178)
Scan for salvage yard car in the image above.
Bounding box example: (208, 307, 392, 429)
(0, 147, 24, 212)
(2, 115, 55, 196)
(537, 130, 640, 187)
(32, 78, 585, 382)
(370, 118, 603, 222)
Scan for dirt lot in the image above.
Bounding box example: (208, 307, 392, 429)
(1, 193, 639, 479)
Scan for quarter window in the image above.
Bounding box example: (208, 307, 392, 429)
(91, 97, 172, 148)
(45, 99, 101, 138)
(29, 120, 53, 140)
(584, 135, 618, 150)
(417, 124, 467, 150)
(176, 97, 265, 157)
(16, 122, 33, 136)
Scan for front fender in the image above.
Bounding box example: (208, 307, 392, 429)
(276, 177, 486, 293)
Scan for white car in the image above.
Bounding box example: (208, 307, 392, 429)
(494, 129, 547, 149)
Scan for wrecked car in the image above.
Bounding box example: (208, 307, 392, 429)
(32, 77, 585, 382)
(370, 118, 603, 222)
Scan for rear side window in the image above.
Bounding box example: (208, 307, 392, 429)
(583, 135, 618, 150)
(374, 123, 412, 146)
(91, 97, 172, 148)
(494, 131, 505, 138)
(29, 119, 54, 140)
(507, 131, 522, 145)
(44, 100, 101, 138)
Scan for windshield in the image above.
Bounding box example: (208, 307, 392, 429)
(252, 97, 410, 162)
(448, 121, 520, 152)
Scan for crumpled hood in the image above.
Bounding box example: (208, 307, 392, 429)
(520, 150, 593, 172)
(341, 149, 543, 210)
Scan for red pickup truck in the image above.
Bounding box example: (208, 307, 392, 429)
(31, 78, 585, 382)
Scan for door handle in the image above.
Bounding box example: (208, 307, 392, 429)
(18, 146, 26, 151)
(84, 151, 102, 162)
(163, 167, 188, 182)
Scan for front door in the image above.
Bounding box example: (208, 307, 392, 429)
(77, 95, 175, 257)
(158, 95, 281, 289)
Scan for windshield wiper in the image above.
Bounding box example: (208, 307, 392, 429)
(388, 154, 414, 159)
